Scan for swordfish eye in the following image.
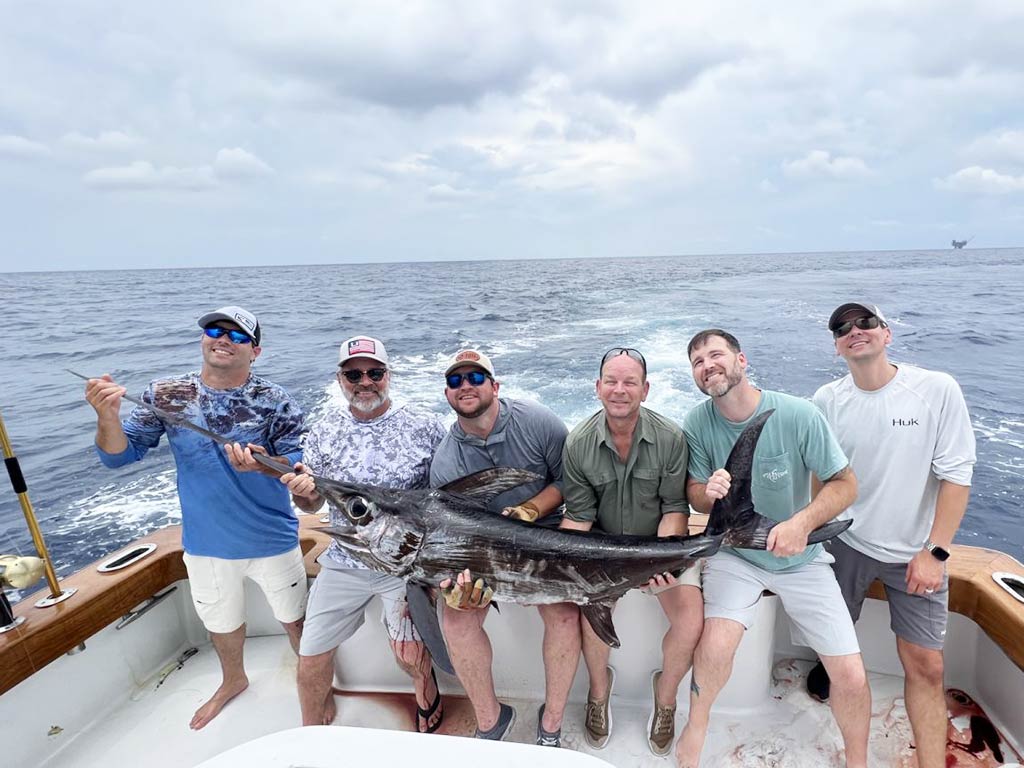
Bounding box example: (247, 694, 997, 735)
(345, 496, 374, 525)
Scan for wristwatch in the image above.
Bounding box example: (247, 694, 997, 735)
(925, 540, 950, 562)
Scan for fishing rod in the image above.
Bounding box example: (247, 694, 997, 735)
(65, 370, 292, 476)
(0, 407, 75, 607)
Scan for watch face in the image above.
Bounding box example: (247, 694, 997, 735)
(929, 544, 950, 561)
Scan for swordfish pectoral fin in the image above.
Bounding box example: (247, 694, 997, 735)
(405, 583, 456, 676)
(439, 467, 543, 502)
(581, 603, 620, 649)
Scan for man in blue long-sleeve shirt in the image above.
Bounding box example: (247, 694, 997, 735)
(84, 305, 307, 730)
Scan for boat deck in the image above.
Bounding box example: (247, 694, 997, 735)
(37, 634, 1006, 768)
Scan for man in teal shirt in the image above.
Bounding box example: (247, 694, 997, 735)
(675, 329, 870, 768)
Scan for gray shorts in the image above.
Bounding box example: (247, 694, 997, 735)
(703, 550, 860, 657)
(299, 566, 421, 657)
(828, 537, 948, 650)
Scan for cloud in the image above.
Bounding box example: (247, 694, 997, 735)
(782, 149, 871, 180)
(935, 165, 1024, 195)
(60, 130, 143, 153)
(213, 147, 274, 178)
(0, 134, 50, 158)
(83, 160, 216, 191)
(965, 129, 1024, 166)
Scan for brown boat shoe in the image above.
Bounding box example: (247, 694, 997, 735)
(647, 670, 676, 756)
(583, 665, 616, 749)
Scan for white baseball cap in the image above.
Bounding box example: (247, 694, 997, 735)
(339, 336, 389, 366)
(197, 305, 261, 345)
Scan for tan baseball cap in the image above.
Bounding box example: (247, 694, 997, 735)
(443, 348, 495, 377)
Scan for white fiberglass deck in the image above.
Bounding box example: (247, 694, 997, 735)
(9, 579, 1023, 768)
(30, 636, 977, 768)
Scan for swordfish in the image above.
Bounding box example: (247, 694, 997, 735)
(315, 409, 851, 656)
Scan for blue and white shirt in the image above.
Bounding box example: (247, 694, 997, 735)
(97, 372, 305, 559)
(303, 401, 446, 570)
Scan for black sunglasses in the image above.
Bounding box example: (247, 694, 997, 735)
(600, 347, 647, 375)
(204, 326, 253, 344)
(339, 368, 387, 383)
(833, 316, 883, 339)
(446, 370, 491, 389)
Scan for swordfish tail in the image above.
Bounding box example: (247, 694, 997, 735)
(704, 409, 852, 550)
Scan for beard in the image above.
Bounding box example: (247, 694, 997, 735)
(343, 386, 388, 414)
(699, 363, 743, 398)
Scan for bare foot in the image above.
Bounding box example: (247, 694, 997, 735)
(675, 722, 706, 768)
(322, 690, 337, 725)
(190, 679, 249, 730)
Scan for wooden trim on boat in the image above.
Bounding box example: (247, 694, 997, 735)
(0, 516, 330, 695)
(1, 517, 1021, 696)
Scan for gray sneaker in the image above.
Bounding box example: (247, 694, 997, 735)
(647, 670, 676, 756)
(474, 702, 516, 741)
(584, 665, 616, 749)
(536, 704, 561, 748)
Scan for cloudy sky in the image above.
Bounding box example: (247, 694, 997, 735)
(1, 1, 1022, 271)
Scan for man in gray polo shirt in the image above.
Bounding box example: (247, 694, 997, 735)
(429, 348, 573, 746)
(557, 346, 702, 757)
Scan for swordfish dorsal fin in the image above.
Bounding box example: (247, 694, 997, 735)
(439, 467, 543, 501)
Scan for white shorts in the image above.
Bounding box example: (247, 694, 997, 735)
(703, 550, 860, 657)
(299, 566, 421, 657)
(639, 559, 704, 595)
(183, 547, 307, 634)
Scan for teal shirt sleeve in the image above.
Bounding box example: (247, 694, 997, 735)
(799, 404, 849, 481)
(683, 407, 714, 483)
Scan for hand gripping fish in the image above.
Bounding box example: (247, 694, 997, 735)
(69, 370, 850, 673)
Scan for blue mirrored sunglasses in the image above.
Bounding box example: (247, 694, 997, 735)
(204, 326, 253, 344)
(446, 370, 491, 389)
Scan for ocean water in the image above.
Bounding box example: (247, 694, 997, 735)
(1, 249, 1021, 600)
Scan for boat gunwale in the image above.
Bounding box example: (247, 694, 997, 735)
(2, 514, 1022, 695)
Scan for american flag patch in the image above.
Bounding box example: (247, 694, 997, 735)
(348, 338, 376, 356)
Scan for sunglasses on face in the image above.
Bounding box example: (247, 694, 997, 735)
(833, 316, 883, 339)
(204, 326, 253, 344)
(600, 347, 647, 375)
(446, 370, 491, 389)
(339, 368, 387, 383)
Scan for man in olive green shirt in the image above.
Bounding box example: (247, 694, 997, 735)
(556, 347, 704, 757)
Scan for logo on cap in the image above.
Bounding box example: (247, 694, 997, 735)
(348, 338, 376, 356)
(455, 350, 481, 363)
(233, 312, 256, 334)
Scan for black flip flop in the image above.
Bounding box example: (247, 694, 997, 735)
(417, 667, 444, 734)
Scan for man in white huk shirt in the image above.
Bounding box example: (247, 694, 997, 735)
(281, 336, 447, 731)
(810, 302, 976, 768)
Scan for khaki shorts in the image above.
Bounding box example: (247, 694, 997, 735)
(183, 547, 307, 634)
(299, 565, 420, 657)
(703, 550, 860, 657)
(639, 559, 704, 595)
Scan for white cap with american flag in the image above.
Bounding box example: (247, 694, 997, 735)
(339, 336, 389, 366)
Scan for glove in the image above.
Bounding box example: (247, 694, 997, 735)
(502, 501, 541, 523)
(441, 575, 494, 611)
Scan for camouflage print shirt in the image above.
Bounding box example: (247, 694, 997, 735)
(96, 371, 305, 559)
(303, 400, 447, 570)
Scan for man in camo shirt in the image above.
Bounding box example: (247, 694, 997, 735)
(282, 336, 447, 730)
